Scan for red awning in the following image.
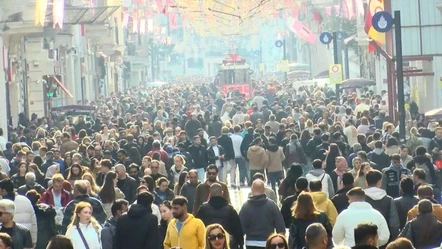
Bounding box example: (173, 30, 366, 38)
(53, 76, 73, 98)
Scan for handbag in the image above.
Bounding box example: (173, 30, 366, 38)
(76, 225, 90, 249)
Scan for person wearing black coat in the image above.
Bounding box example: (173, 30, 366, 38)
(114, 192, 159, 249)
(25, 191, 56, 249)
(196, 184, 244, 249)
(240, 128, 254, 161)
(281, 177, 309, 228)
(394, 177, 419, 229)
(62, 181, 107, 232)
(115, 164, 138, 204)
(208, 115, 223, 138)
(331, 173, 354, 214)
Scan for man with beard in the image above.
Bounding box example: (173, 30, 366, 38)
(164, 196, 206, 249)
(180, 170, 201, 213)
(193, 164, 230, 214)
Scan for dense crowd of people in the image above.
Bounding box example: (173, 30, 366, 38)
(0, 79, 440, 249)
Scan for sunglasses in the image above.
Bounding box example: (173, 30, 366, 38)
(208, 233, 225, 241)
(270, 243, 285, 249)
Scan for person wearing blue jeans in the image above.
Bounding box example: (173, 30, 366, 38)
(236, 157, 249, 186)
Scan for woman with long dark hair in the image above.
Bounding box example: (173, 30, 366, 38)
(173, 171, 188, 195)
(324, 143, 341, 175)
(128, 147, 142, 167)
(98, 172, 125, 219)
(158, 200, 172, 249)
(289, 193, 332, 249)
(11, 161, 28, 189)
(278, 163, 303, 202)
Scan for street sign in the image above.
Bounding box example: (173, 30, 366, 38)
(329, 64, 343, 84)
(275, 40, 284, 47)
(280, 60, 289, 72)
(319, 32, 332, 45)
(336, 32, 345, 40)
(372, 11, 394, 33)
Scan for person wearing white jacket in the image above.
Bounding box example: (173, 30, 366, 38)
(332, 187, 390, 247)
(0, 179, 37, 245)
(66, 201, 101, 249)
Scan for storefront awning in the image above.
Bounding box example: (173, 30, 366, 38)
(53, 76, 73, 98)
(46, 6, 120, 25)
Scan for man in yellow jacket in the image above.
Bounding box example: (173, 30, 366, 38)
(164, 196, 206, 249)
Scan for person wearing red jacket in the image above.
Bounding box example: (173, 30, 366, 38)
(40, 174, 72, 207)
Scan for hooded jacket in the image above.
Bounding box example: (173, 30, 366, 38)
(332, 201, 390, 247)
(309, 191, 338, 226)
(239, 194, 285, 242)
(168, 165, 188, 188)
(196, 196, 244, 248)
(306, 169, 335, 198)
(266, 145, 285, 173)
(381, 164, 411, 198)
(163, 214, 206, 249)
(247, 145, 268, 171)
(364, 187, 400, 239)
(114, 204, 159, 249)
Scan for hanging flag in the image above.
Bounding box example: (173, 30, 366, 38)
(325, 6, 332, 16)
(156, 0, 163, 12)
(122, 13, 129, 27)
(346, 0, 355, 19)
(140, 19, 146, 33)
(291, 5, 298, 19)
(169, 13, 177, 29)
(35, 0, 48, 26)
(53, 0, 65, 29)
(133, 18, 139, 33)
(148, 19, 154, 32)
(355, 0, 365, 16)
(287, 18, 316, 44)
(364, 0, 385, 52)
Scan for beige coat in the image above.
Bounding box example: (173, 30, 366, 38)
(266, 146, 285, 173)
(247, 145, 268, 171)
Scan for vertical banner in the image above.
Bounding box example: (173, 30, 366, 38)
(364, 0, 385, 52)
(53, 0, 65, 29)
(132, 18, 139, 33)
(140, 19, 146, 34)
(122, 13, 129, 28)
(35, 0, 48, 26)
(147, 19, 154, 32)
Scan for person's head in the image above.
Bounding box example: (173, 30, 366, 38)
(385, 238, 415, 249)
(128, 164, 139, 179)
(304, 223, 328, 249)
(352, 157, 362, 170)
(292, 192, 319, 219)
(157, 177, 169, 192)
(412, 168, 426, 184)
(210, 136, 218, 146)
(173, 155, 185, 167)
(111, 199, 129, 219)
(295, 177, 309, 192)
(25, 172, 36, 185)
(418, 199, 433, 214)
(390, 154, 401, 168)
(160, 200, 172, 222)
(114, 164, 127, 179)
(400, 177, 414, 196)
(0, 180, 14, 197)
(205, 223, 230, 249)
(347, 187, 366, 203)
(209, 183, 223, 198)
(0, 233, 12, 249)
(100, 159, 113, 174)
(188, 169, 199, 184)
(71, 201, 94, 225)
(137, 191, 154, 208)
(365, 170, 383, 188)
(0, 200, 14, 223)
(206, 164, 218, 182)
(341, 172, 354, 188)
(354, 223, 378, 247)
(171, 196, 188, 220)
(312, 159, 322, 170)
(417, 184, 434, 200)
(73, 180, 88, 196)
(265, 234, 288, 249)
(309, 179, 322, 192)
(251, 179, 265, 195)
(150, 160, 160, 174)
(335, 156, 347, 171)
(117, 149, 127, 161)
(46, 235, 74, 249)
